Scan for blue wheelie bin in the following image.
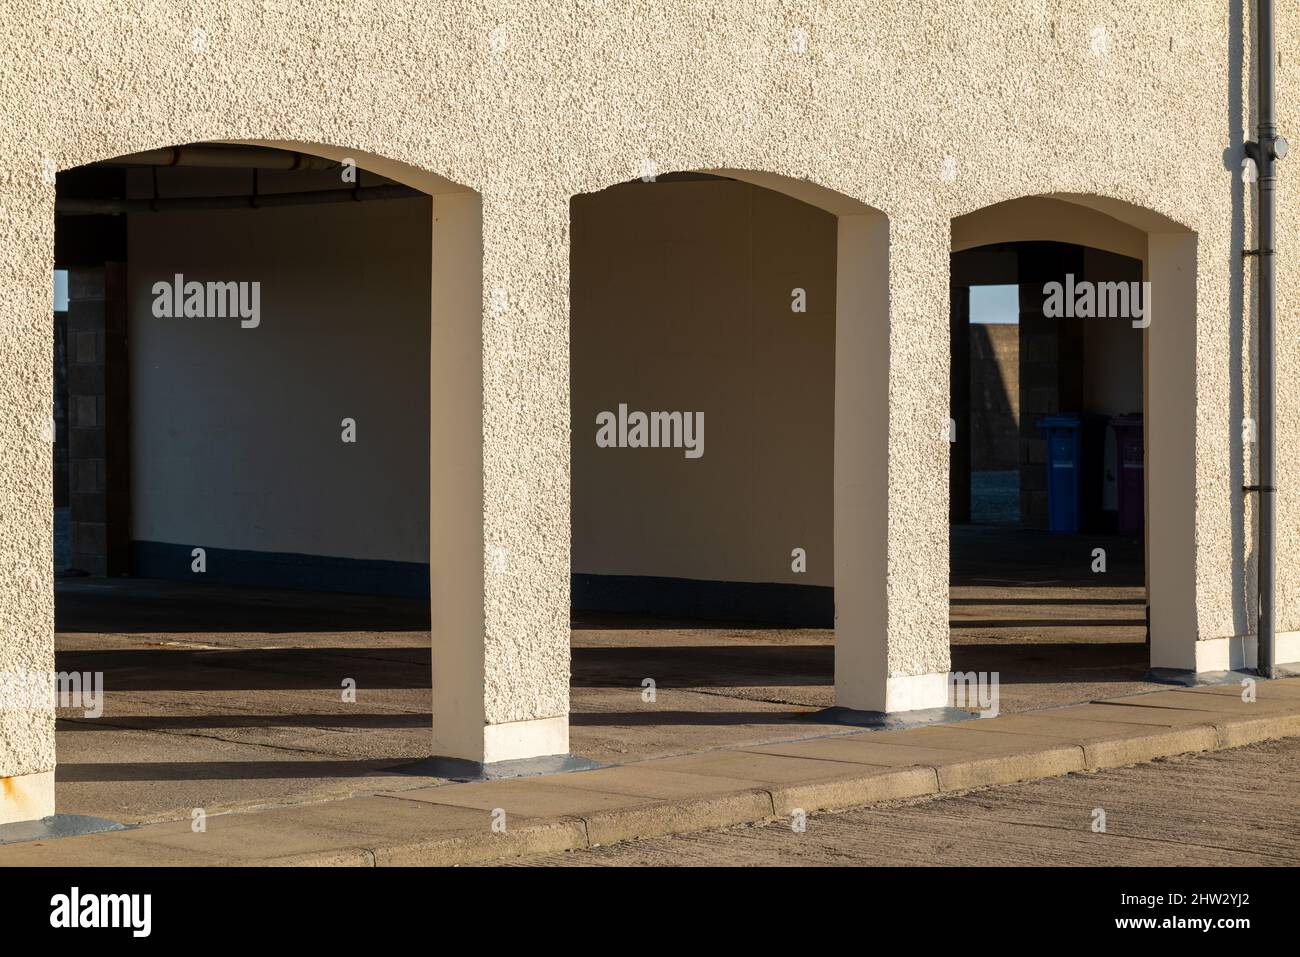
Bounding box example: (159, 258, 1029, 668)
(1038, 414, 1084, 533)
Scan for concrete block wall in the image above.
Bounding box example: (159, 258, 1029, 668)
(969, 323, 1019, 473)
(65, 265, 129, 576)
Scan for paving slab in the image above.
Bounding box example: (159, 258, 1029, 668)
(53, 723, 437, 824)
(708, 726, 1085, 795)
(743, 735, 973, 767)
(1105, 689, 1296, 714)
(381, 778, 662, 819)
(638, 749, 904, 785)
(152, 794, 492, 848)
(1180, 681, 1300, 700)
(862, 724, 1082, 754)
(0, 829, 242, 867)
(942, 713, 1222, 765)
(953, 713, 1180, 741)
(552, 764, 769, 799)
(103, 809, 379, 865)
(1037, 702, 1222, 727)
(274, 795, 488, 837)
(242, 798, 594, 866)
(8, 794, 594, 867)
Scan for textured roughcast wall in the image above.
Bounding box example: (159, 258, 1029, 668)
(572, 179, 836, 587)
(0, 1, 1291, 776)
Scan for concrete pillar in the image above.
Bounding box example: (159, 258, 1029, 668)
(1146, 232, 1202, 672)
(65, 264, 129, 576)
(949, 281, 971, 524)
(0, 190, 56, 825)
(835, 214, 951, 713)
(428, 191, 571, 767)
(52, 300, 69, 510)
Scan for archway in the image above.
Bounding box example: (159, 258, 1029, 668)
(949, 194, 1198, 713)
(566, 169, 894, 759)
(42, 141, 484, 823)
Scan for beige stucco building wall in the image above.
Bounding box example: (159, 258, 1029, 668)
(2, 0, 1296, 821)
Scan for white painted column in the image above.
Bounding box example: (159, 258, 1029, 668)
(834, 213, 951, 712)
(1146, 232, 1213, 672)
(427, 190, 490, 762)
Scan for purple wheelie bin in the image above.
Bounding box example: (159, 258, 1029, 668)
(1110, 414, 1144, 536)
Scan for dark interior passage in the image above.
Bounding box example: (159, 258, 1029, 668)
(950, 240, 1149, 689)
(52, 143, 434, 606)
(951, 241, 1145, 534)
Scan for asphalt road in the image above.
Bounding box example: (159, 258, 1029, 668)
(504, 737, 1300, 866)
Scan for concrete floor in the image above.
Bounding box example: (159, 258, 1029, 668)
(502, 735, 1300, 866)
(51, 526, 1162, 824)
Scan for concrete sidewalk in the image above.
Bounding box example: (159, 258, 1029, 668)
(3, 678, 1297, 866)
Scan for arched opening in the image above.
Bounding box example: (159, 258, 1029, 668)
(567, 169, 890, 759)
(48, 141, 482, 823)
(949, 195, 1198, 714)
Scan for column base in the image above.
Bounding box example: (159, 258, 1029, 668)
(1158, 632, 1300, 675)
(836, 670, 951, 714)
(0, 813, 124, 847)
(0, 770, 55, 827)
(430, 714, 575, 768)
(1148, 667, 1261, 687)
(481, 714, 570, 764)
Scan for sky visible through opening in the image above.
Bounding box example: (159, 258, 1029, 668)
(970, 283, 1018, 324)
(53, 269, 68, 311)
